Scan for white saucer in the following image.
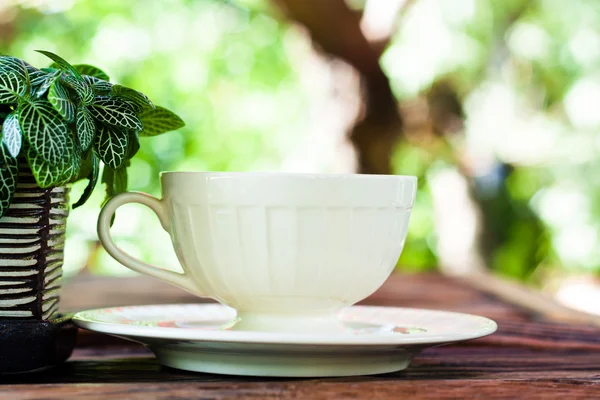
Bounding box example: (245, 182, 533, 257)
(73, 304, 497, 377)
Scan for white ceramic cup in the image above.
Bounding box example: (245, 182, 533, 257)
(97, 172, 417, 333)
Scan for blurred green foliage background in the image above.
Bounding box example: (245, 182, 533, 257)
(1, 0, 599, 289)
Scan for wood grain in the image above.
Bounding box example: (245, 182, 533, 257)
(461, 271, 600, 327)
(1, 272, 598, 399)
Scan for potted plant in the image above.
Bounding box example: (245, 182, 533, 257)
(0, 51, 184, 373)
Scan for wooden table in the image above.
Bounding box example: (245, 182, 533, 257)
(2, 273, 599, 399)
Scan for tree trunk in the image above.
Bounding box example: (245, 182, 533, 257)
(273, 0, 403, 174)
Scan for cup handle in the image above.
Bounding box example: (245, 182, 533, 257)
(97, 192, 197, 294)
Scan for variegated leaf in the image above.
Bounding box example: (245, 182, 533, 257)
(26, 145, 62, 188)
(83, 75, 112, 94)
(73, 152, 99, 209)
(48, 79, 76, 122)
(19, 99, 69, 165)
(94, 124, 128, 169)
(36, 50, 82, 78)
(110, 84, 154, 112)
(26, 133, 79, 188)
(76, 106, 95, 152)
(74, 64, 109, 81)
(31, 69, 61, 98)
(94, 95, 110, 103)
(58, 141, 81, 184)
(1, 112, 22, 157)
(1, 56, 30, 76)
(0, 142, 18, 218)
(90, 99, 142, 131)
(0, 56, 29, 104)
(61, 75, 94, 106)
(139, 106, 185, 136)
(27, 66, 46, 85)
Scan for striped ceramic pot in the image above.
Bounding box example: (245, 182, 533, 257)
(0, 162, 69, 321)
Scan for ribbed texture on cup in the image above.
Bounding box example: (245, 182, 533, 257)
(171, 203, 412, 312)
(0, 163, 69, 320)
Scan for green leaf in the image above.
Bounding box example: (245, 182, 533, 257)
(100, 164, 128, 224)
(139, 106, 185, 136)
(58, 140, 81, 184)
(26, 64, 44, 78)
(0, 143, 18, 218)
(48, 79, 76, 122)
(73, 152, 99, 209)
(75, 147, 94, 180)
(26, 132, 79, 188)
(101, 164, 115, 208)
(74, 64, 109, 81)
(30, 69, 61, 98)
(110, 84, 154, 111)
(36, 50, 82, 79)
(1, 112, 22, 158)
(0, 56, 29, 104)
(27, 65, 46, 86)
(114, 165, 128, 194)
(61, 75, 94, 106)
(26, 145, 63, 188)
(94, 124, 128, 169)
(19, 99, 69, 165)
(127, 131, 140, 159)
(90, 98, 142, 131)
(83, 75, 112, 94)
(76, 106, 95, 152)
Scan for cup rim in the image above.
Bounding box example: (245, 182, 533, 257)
(160, 171, 418, 181)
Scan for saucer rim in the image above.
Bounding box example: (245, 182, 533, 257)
(72, 304, 498, 346)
